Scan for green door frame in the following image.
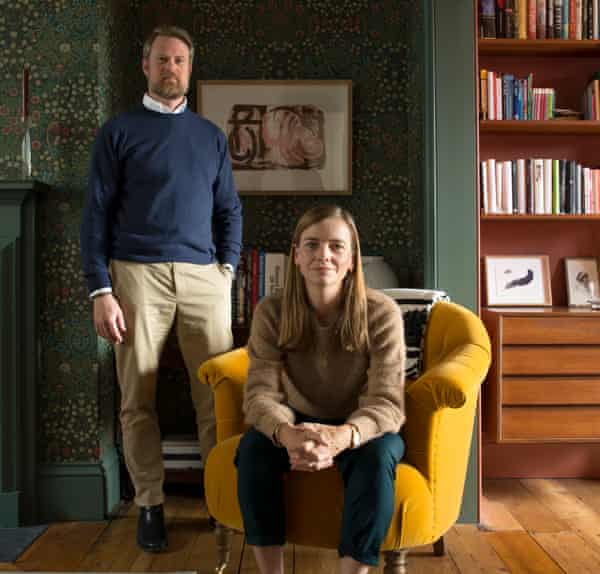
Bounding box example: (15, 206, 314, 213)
(423, 0, 479, 522)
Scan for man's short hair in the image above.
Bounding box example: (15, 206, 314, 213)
(143, 26, 194, 64)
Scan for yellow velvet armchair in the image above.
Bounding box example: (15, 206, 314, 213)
(197, 301, 491, 573)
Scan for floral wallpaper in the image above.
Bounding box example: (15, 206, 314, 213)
(0, 0, 423, 463)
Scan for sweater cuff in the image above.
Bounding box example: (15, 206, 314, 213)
(346, 416, 381, 445)
(257, 412, 295, 445)
(86, 270, 112, 295)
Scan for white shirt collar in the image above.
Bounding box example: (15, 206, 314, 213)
(143, 93, 187, 114)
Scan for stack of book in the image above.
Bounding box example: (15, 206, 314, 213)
(161, 434, 202, 470)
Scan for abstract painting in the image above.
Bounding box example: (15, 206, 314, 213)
(197, 80, 352, 195)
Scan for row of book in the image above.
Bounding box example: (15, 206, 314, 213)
(480, 70, 555, 119)
(480, 158, 600, 214)
(480, 0, 600, 39)
(233, 248, 288, 326)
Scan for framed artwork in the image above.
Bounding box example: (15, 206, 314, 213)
(484, 255, 552, 307)
(197, 80, 352, 196)
(564, 257, 600, 307)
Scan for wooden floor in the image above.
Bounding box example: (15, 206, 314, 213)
(3, 479, 600, 573)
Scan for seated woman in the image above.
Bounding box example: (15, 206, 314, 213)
(236, 205, 406, 574)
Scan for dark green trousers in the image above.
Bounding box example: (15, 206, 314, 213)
(235, 414, 405, 566)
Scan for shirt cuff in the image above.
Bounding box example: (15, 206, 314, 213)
(89, 287, 113, 300)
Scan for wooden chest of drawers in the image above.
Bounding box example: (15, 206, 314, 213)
(483, 308, 600, 443)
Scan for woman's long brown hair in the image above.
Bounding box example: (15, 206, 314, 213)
(278, 205, 369, 352)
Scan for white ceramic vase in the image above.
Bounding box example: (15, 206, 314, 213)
(361, 256, 399, 289)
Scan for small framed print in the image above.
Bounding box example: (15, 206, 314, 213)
(484, 255, 552, 307)
(564, 257, 600, 307)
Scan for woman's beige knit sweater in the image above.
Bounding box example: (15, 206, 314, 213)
(243, 288, 406, 444)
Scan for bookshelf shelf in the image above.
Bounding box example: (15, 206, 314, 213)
(481, 214, 600, 220)
(480, 120, 600, 134)
(479, 39, 600, 56)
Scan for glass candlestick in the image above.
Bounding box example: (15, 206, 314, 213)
(21, 116, 32, 179)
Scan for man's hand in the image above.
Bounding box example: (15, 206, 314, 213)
(93, 293, 127, 344)
(277, 423, 333, 472)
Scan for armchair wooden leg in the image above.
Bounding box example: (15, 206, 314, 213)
(214, 522, 234, 574)
(383, 549, 408, 574)
(433, 536, 445, 556)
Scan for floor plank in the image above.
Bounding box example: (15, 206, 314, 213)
(534, 531, 600, 574)
(556, 479, 600, 517)
(485, 531, 564, 574)
(16, 522, 107, 571)
(520, 478, 600, 556)
(484, 479, 569, 533)
(404, 542, 460, 574)
(480, 494, 524, 532)
(444, 525, 509, 574)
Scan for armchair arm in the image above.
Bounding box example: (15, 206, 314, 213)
(197, 347, 250, 442)
(403, 337, 491, 535)
(405, 342, 491, 411)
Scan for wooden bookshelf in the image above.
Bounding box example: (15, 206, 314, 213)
(477, 11, 600, 479)
(480, 119, 600, 134)
(479, 38, 600, 56)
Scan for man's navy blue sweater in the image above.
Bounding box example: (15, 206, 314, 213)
(80, 105, 242, 293)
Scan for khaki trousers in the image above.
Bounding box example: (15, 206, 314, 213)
(111, 260, 233, 507)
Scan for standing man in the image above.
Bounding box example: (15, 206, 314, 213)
(80, 26, 242, 553)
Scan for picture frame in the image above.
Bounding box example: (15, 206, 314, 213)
(197, 80, 352, 196)
(484, 255, 552, 307)
(564, 257, 600, 307)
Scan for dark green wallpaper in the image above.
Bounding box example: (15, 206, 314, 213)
(0, 0, 424, 463)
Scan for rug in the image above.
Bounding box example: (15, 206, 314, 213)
(0, 525, 48, 562)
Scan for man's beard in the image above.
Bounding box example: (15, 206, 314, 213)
(150, 76, 187, 100)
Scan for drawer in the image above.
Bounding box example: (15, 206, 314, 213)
(502, 377, 600, 405)
(503, 346, 600, 375)
(502, 317, 600, 345)
(502, 406, 600, 441)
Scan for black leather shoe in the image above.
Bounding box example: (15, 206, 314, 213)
(137, 504, 168, 552)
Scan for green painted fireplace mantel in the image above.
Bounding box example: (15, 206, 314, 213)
(0, 180, 48, 526)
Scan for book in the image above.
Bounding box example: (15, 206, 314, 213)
(264, 252, 287, 297)
(480, 0, 497, 37)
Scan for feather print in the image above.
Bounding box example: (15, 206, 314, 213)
(504, 269, 534, 290)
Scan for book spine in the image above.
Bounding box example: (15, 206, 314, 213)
(480, 69, 488, 120)
(519, 0, 529, 37)
(480, 0, 498, 37)
(505, 0, 515, 36)
(528, 0, 538, 36)
(481, 161, 489, 214)
(552, 159, 560, 214)
(537, 0, 547, 37)
(570, 0, 577, 38)
(554, 1, 563, 36)
(544, 158, 553, 214)
(517, 158, 527, 214)
(489, 158, 498, 213)
(547, 0, 555, 37)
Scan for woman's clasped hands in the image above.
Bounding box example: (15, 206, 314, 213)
(276, 422, 353, 472)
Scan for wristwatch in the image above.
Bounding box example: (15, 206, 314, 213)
(348, 424, 361, 449)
